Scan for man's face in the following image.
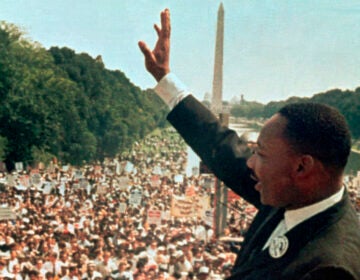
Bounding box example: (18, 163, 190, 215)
(87, 264, 95, 274)
(69, 268, 77, 276)
(247, 114, 300, 208)
(36, 260, 43, 269)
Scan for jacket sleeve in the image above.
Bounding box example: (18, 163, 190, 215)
(167, 95, 261, 208)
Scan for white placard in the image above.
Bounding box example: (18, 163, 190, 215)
(129, 189, 142, 206)
(15, 162, 23, 172)
(119, 203, 127, 213)
(147, 209, 162, 226)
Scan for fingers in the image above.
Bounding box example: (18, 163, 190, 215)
(161, 8, 171, 37)
(138, 41, 153, 60)
(153, 9, 170, 37)
(154, 24, 161, 37)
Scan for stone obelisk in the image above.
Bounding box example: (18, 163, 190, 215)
(211, 3, 224, 114)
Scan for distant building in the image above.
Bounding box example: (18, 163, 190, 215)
(240, 94, 245, 105)
(203, 92, 211, 103)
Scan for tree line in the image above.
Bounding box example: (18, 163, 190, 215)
(0, 22, 168, 170)
(1, 21, 359, 171)
(231, 89, 360, 139)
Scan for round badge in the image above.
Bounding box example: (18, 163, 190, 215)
(269, 235, 289, 258)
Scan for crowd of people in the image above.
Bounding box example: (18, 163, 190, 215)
(0, 128, 358, 280)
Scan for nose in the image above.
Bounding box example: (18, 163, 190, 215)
(247, 153, 255, 169)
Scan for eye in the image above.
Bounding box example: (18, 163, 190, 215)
(249, 145, 259, 155)
(247, 142, 258, 154)
(252, 146, 265, 158)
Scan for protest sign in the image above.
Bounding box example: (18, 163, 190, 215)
(152, 165, 162, 175)
(72, 183, 80, 190)
(19, 175, 30, 188)
(97, 183, 108, 195)
(0, 207, 16, 220)
(171, 195, 210, 218)
(124, 162, 134, 173)
(162, 210, 171, 221)
(129, 189, 142, 206)
(147, 209, 162, 226)
(62, 165, 69, 172)
(6, 175, 16, 187)
(79, 178, 89, 189)
(171, 195, 194, 218)
(194, 196, 210, 218)
(119, 202, 127, 213)
(31, 173, 42, 189)
(174, 174, 183, 184)
(150, 175, 161, 187)
(228, 189, 241, 203)
(192, 166, 199, 176)
(118, 176, 129, 191)
(42, 182, 53, 195)
(204, 209, 214, 227)
(59, 184, 66, 196)
(15, 162, 23, 172)
(73, 170, 83, 180)
(203, 176, 215, 191)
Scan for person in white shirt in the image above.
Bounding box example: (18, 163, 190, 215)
(94, 251, 117, 278)
(60, 265, 80, 280)
(81, 262, 102, 280)
(12, 264, 23, 280)
(34, 259, 48, 279)
(42, 252, 61, 277)
(0, 259, 12, 279)
(7, 250, 19, 273)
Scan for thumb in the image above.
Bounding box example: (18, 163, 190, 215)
(138, 41, 154, 60)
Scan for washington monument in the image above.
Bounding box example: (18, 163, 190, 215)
(211, 3, 224, 114)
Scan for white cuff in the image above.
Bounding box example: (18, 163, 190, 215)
(154, 73, 190, 110)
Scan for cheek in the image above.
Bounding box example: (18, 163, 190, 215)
(266, 160, 293, 180)
(248, 154, 264, 175)
(254, 159, 269, 178)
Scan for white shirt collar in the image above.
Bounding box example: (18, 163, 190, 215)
(284, 186, 345, 232)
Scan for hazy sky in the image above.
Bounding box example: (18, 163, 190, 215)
(1, 0, 360, 103)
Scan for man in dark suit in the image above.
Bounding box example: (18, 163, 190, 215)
(138, 9, 360, 279)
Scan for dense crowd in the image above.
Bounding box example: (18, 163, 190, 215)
(0, 128, 358, 280)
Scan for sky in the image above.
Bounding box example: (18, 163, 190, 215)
(1, 0, 360, 104)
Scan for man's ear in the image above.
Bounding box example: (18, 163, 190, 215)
(295, 155, 315, 177)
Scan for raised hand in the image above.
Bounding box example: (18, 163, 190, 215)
(138, 9, 171, 82)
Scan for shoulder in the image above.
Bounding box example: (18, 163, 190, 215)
(283, 199, 360, 279)
(300, 266, 356, 280)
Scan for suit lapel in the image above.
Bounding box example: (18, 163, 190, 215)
(230, 195, 348, 278)
(233, 207, 285, 268)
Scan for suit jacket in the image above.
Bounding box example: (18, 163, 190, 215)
(167, 95, 360, 280)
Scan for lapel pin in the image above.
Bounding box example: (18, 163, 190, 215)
(269, 235, 289, 258)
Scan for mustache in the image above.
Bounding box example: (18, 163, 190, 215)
(249, 169, 258, 182)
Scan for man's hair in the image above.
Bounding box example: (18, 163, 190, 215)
(278, 102, 351, 171)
